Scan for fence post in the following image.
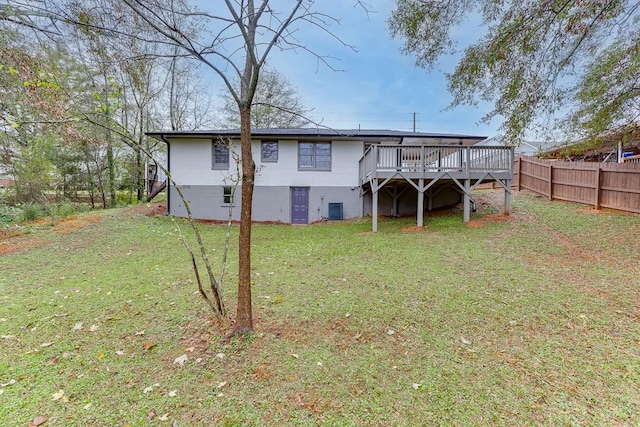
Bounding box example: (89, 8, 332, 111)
(594, 165, 602, 210)
(547, 163, 553, 200)
(517, 157, 522, 191)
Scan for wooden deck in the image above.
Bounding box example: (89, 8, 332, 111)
(358, 144, 515, 231)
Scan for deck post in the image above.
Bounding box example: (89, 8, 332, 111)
(504, 180, 511, 215)
(417, 178, 424, 228)
(463, 179, 471, 222)
(372, 180, 378, 232)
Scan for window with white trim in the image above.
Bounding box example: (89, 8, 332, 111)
(223, 186, 234, 205)
(261, 140, 278, 162)
(298, 142, 331, 170)
(212, 141, 229, 169)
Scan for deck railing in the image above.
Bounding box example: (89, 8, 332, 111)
(359, 144, 514, 183)
(622, 154, 640, 164)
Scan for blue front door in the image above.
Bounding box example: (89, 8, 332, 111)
(291, 187, 309, 224)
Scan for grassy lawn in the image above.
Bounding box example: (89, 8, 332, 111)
(1, 191, 639, 426)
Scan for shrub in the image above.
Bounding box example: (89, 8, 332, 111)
(19, 202, 47, 222)
(54, 201, 82, 218)
(0, 205, 19, 228)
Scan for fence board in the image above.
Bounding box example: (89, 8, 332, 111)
(517, 157, 640, 214)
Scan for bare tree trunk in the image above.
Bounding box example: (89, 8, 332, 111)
(102, 70, 117, 208)
(234, 105, 255, 333)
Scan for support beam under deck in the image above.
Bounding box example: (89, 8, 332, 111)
(417, 178, 424, 228)
(372, 180, 378, 233)
(504, 179, 512, 215)
(463, 179, 471, 222)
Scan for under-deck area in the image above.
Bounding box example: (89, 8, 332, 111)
(359, 144, 515, 231)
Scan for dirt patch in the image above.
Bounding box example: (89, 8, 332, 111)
(401, 225, 426, 233)
(466, 213, 513, 228)
(0, 212, 103, 255)
(0, 237, 52, 256)
(52, 214, 102, 234)
(127, 202, 167, 217)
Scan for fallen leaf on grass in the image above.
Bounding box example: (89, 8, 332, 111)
(1, 335, 16, 340)
(291, 354, 299, 359)
(412, 383, 421, 390)
(72, 322, 83, 331)
(89, 325, 99, 332)
(143, 386, 154, 394)
(216, 381, 227, 389)
(215, 353, 225, 359)
(147, 408, 157, 420)
(51, 390, 65, 401)
(185, 346, 195, 353)
(83, 403, 92, 410)
(45, 356, 58, 366)
(29, 415, 47, 426)
(40, 342, 54, 348)
(158, 413, 170, 421)
(134, 330, 145, 336)
(173, 354, 188, 366)
(168, 390, 177, 397)
(0, 390, 4, 396)
(460, 337, 471, 345)
(143, 342, 156, 351)
(1, 379, 16, 387)
(115, 351, 125, 356)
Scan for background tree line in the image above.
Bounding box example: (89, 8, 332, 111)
(0, 0, 309, 208)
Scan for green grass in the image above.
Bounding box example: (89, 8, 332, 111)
(1, 191, 639, 426)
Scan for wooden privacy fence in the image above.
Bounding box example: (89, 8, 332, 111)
(517, 156, 640, 214)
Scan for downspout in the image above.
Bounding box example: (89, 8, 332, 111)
(160, 135, 171, 216)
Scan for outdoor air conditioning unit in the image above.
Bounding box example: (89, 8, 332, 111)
(327, 202, 344, 220)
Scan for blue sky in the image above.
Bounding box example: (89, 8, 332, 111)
(263, 1, 497, 137)
(194, 1, 497, 137)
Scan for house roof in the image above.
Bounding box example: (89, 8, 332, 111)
(147, 128, 487, 144)
(479, 136, 560, 155)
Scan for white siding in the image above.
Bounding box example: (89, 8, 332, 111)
(169, 137, 234, 186)
(169, 137, 363, 187)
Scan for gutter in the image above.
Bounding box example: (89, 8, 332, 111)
(160, 135, 171, 216)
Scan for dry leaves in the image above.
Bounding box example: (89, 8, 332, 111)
(51, 390, 65, 401)
(1, 379, 16, 387)
(173, 354, 188, 366)
(29, 415, 47, 427)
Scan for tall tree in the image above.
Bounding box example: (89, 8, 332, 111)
(0, 0, 363, 335)
(219, 68, 311, 129)
(111, 0, 356, 334)
(389, 0, 640, 142)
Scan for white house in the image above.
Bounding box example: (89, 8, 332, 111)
(147, 128, 514, 228)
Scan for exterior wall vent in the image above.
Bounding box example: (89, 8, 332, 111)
(328, 202, 344, 220)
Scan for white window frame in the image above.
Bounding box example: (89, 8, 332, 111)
(298, 142, 331, 171)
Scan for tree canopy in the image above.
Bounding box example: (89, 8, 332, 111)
(390, 0, 640, 143)
(218, 69, 310, 129)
